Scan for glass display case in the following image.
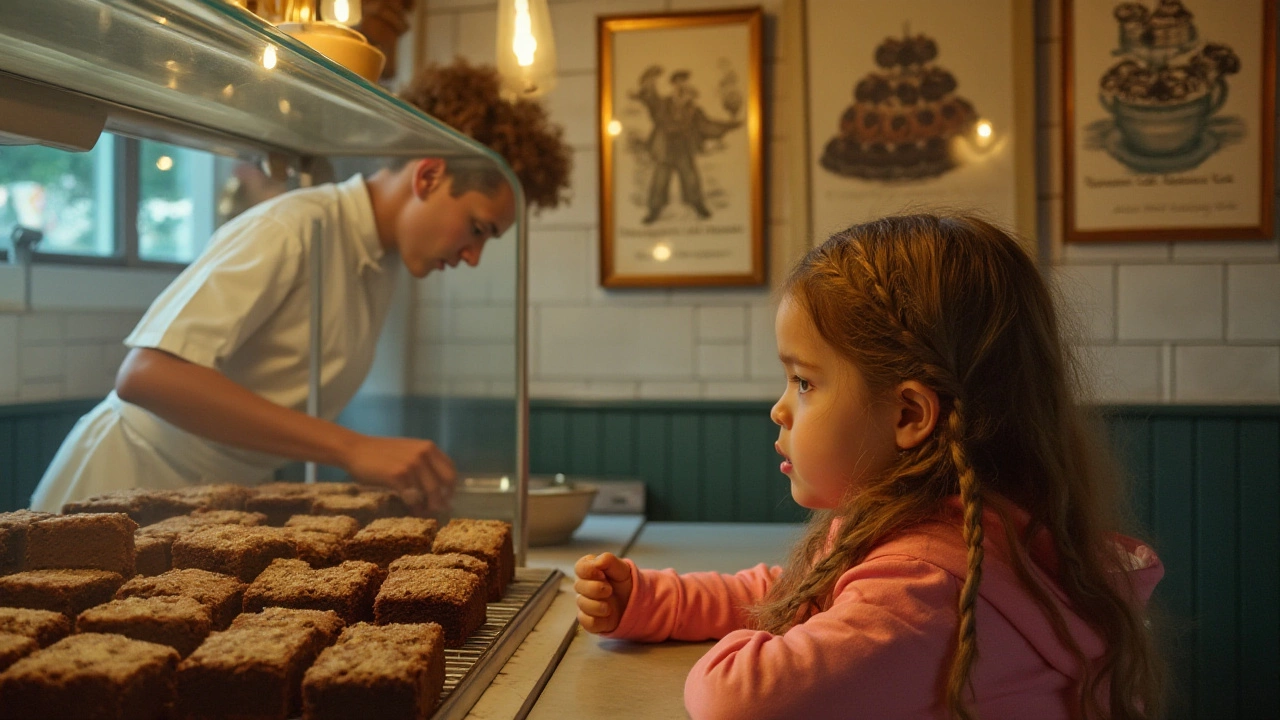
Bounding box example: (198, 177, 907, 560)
(0, 0, 533, 562)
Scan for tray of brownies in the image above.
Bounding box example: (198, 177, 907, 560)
(0, 481, 562, 720)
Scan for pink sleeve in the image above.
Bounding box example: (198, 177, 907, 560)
(602, 560, 782, 643)
(683, 556, 960, 720)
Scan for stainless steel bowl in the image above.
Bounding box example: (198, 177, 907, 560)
(451, 475, 598, 547)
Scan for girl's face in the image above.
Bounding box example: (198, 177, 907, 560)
(770, 295, 900, 509)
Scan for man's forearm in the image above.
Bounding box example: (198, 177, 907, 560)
(115, 348, 358, 469)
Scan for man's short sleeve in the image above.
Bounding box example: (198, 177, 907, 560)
(123, 213, 305, 370)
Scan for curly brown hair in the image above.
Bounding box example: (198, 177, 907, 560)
(399, 59, 573, 211)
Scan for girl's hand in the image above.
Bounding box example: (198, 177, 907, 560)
(574, 552, 633, 634)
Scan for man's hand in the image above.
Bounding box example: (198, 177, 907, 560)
(341, 435, 457, 514)
(574, 552, 633, 634)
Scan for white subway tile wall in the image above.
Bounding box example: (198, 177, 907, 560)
(2, 0, 1277, 407)
(0, 311, 142, 405)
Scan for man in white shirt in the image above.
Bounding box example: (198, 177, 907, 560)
(31, 62, 572, 514)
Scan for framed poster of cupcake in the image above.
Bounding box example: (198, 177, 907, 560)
(802, 0, 1037, 247)
(1064, 0, 1276, 242)
(598, 8, 765, 288)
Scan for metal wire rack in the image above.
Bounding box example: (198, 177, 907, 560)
(431, 566, 564, 719)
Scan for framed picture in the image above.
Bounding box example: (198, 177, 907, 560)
(802, 0, 1037, 248)
(598, 8, 765, 288)
(1064, 0, 1276, 242)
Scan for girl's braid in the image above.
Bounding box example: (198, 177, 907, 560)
(946, 401, 984, 720)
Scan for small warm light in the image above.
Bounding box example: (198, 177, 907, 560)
(221, 84, 235, 98)
(321, 0, 360, 26)
(165, 59, 179, 71)
(607, 120, 622, 137)
(652, 242, 673, 262)
(976, 120, 993, 139)
(495, 0, 557, 98)
(155, 156, 174, 171)
(278, 98, 292, 114)
(513, 0, 537, 66)
(262, 45, 277, 69)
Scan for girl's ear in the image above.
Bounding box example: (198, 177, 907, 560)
(413, 158, 448, 200)
(893, 380, 940, 450)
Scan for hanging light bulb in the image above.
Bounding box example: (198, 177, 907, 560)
(495, 0, 557, 98)
(320, 0, 361, 27)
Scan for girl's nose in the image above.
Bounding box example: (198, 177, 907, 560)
(770, 398, 788, 428)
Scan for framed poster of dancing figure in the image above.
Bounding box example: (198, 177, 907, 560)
(802, 0, 1037, 248)
(598, 8, 764, 287)
(1064, 0, 1276, 242)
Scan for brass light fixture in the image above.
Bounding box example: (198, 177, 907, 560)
(246, 0, 386, 83)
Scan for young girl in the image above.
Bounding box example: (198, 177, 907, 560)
(575, 214, 1166, 719)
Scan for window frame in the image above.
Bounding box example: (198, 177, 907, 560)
(2, 135, 218, 271)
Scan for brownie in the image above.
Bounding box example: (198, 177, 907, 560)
(246, 492, 316, 526)
(345, 518, 439, 568)
(0, 633, 37, 673)
(301, 622, 446, 720)
(0, 607, 71, 647)
(0, 569, 124, 616)
(282, 528, 346, 568)
(285, 514, 360, 540)
(24, 512, 137, 577)
(115, 568, 247, 631)
(389, 553, 491, 597)
(310, 494, 383, 527)
(171, 525, 297, 582)
(178, 609, 343, 720)
(254, 482, 359, 497)
(76, 595, 212, 657)
(139, 508, 268, 539)
(373, 569, 485, 648)
(243, 559, 385, 624)
(0, 633, 179, 720)
(168, 484, 255, 511)
(134, 534, 172, 577)
(62, 488, 198, 527)
(432, 519, 513, 601)
(0, 510, 54, 575)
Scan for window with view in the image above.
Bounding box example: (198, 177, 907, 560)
(1, 133, 230, 265)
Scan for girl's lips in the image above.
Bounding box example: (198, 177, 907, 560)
(775, 442, 792, 474)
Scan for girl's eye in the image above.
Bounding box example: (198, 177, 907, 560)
(791, 376, 811, 394)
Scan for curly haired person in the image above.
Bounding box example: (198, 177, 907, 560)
(33, 60, 571, 516)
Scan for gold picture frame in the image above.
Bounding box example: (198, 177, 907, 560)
(598, 8, 765, 288)
(1063, 0, 1276, 242)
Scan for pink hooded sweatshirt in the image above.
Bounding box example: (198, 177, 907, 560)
(602, 498, 1162, 719)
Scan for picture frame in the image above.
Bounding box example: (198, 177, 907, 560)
(597, 8, 765, 288)
(801, 0, 1037, 250)
(1064, 0, 1276, 242)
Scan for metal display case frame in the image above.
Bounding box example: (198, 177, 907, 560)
(0, 0, 533, 565)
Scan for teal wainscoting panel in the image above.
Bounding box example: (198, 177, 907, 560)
(0, 399, 99, 512)
(1237, 419, 1279, 719)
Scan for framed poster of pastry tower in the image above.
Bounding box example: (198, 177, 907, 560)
(1064, 0, 1276, 242)
(802, 0, 1037, 249)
